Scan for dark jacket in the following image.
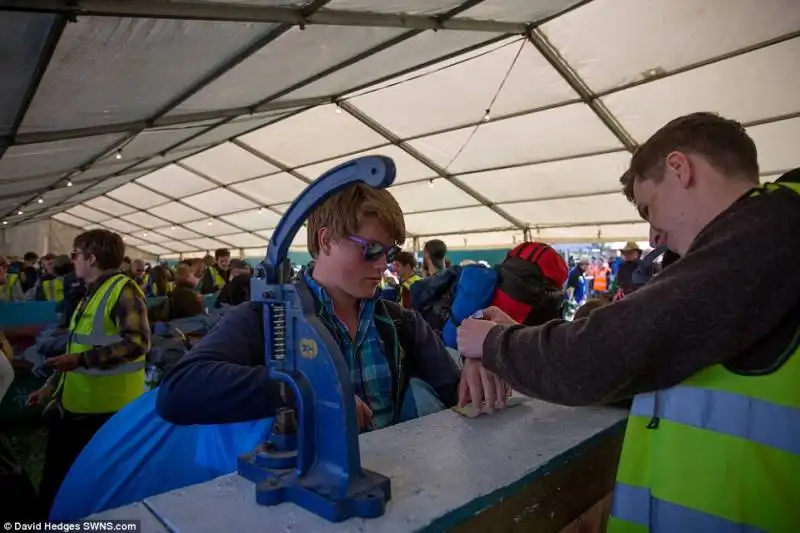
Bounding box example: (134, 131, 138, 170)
(56, 271, 85, 328)
(215, 273, 251, 308)
(484, 184, 800, 405)
(157, 277, 460, 425)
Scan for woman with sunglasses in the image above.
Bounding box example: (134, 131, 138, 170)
(157, 183, 510, 432)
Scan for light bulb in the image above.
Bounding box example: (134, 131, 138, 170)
(2, 221, 7, 225)
(170, 226, 175, 230)
(17, 210, 23, 215)
(429, 179, 435, 188)
(66, 181, 73, 187)
(115, 151, 122, 160)
(207, 221, 212, 226)
(335, 106, 342, 114)
(482, 110, 491, 122)
(37, 198, 43, 203)
(143, 232, 148, 237)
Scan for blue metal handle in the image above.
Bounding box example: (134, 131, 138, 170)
(262, 156, 396, 282)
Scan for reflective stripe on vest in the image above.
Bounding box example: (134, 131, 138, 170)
(631, 386, 799, 455)
(43, 277, 64, 301)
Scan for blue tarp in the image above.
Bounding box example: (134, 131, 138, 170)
(0, 295, 218, 329)
(50, 389, 272, 520)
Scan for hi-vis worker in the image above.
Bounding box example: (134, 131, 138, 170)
(34, 253, 64, 302)
(0, 257, 24, 302)
(198, 248, 230, 294)
(27, 229, 151, 519)
(393, 251, 421, 309)
(591, 259, 610, 295)
(456, 113, 800, 532)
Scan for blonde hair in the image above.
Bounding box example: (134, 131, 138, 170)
(306, 183, 405, 258)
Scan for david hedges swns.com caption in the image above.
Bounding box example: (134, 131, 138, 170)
(5, 522, 140, 532)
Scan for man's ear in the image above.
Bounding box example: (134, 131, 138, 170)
(665, 151, 693, 189)
(317, 227, 332, 256)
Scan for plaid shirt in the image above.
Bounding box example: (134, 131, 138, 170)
(46, 271, 151, 390)
(305, 274, 394, 430)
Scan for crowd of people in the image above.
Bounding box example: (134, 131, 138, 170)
(1, 112, 798, 530)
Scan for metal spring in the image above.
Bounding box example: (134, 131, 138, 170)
(272, 303, 287, 360)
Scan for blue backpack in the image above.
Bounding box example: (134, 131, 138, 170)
(411, 265, 498, 350)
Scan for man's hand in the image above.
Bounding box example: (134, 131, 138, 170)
(457, 318, 498, 359)
(27, 385, 53, 407)
(355, 396, 373, 431)
(458, 359, 509, 413)
(46, 353, 81, 372)
(481, 306, 518, 325)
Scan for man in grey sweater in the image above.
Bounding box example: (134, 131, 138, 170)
(457, 112, 800, 406)
(456, 111, 800, 531)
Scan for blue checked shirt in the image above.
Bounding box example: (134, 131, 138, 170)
(305, 274, 395, 429)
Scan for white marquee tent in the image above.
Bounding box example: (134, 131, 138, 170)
(1, 0, 798, 260)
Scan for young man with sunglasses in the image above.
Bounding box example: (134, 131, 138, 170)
(158, 184, 509, 432)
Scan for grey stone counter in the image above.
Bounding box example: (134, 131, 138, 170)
(90, 400, 626, 532)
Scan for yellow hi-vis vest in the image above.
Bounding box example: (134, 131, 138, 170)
(42, 276, 64, 301)
(209, 266, 226, 291)
(4, 273, 20, 300)
(60, 274, 146, 414)
(400, 274, 421, 307)
(608, 181, 800, 533)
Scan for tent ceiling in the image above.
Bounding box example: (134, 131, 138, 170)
(1, 0, 798, 257)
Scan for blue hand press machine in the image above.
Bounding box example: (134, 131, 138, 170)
(237, 156, 396, 523)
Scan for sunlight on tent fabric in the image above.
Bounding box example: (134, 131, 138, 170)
(1, 0, 798, 259)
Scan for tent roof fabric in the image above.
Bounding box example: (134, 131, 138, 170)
(1, 0, 798, 258)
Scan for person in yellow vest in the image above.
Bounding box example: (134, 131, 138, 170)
(456, 113, 800, 532)
(198, 248, 230, 294)
(393, 251, 421, 309)
(0, 257, 25, 302)
(26, 229, 151, 519)
(33, 253, 64, 302)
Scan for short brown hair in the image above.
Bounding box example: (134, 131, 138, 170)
(394, 251, 417, 268)
(306, 183, 405, 258)
(73, 229, 125, 270)
(620, 112, 759, 202)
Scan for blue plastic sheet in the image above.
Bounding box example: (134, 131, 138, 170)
(50, 389, 272, 520)
(0, 295, 218, 329)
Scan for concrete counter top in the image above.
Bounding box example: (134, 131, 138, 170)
(91, 400, 626, 532)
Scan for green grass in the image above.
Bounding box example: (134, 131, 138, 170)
(5, 422, 48, 489)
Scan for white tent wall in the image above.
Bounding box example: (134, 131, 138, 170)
(0, 219, 157, 261)
(1, 0, 798, 252)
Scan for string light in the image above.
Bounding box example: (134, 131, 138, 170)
(2, 221, 7, 225)
(66, 181, 73, 187)
(429, 178, 435, 188)
(115, 151, 123, 160)
(170, 226, 175, 230)
(17, 210, 23, 215)
(37, 198, 43, 203)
